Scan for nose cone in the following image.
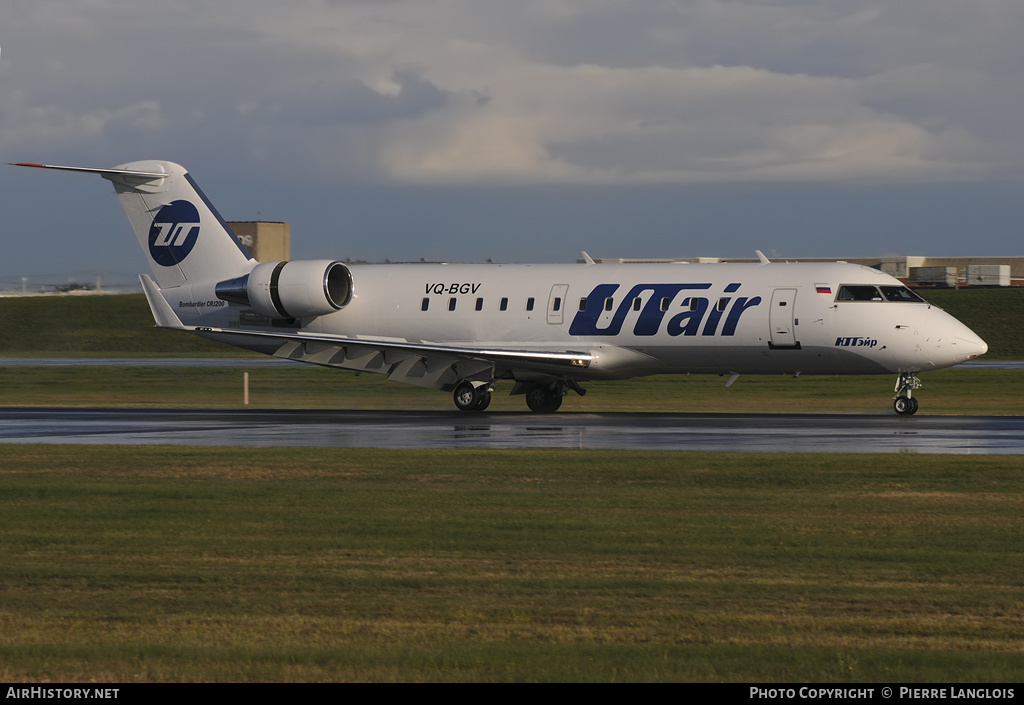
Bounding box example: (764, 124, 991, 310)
(941, 310, 988, 365)
(952, 330, 988, 363)
(922, 309, 988, 370)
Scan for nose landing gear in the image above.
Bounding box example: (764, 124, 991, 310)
(893, 372, 922, 415)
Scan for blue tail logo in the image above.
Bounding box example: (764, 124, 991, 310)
(149, 200, 200, 267)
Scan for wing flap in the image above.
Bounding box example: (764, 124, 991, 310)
(195, 324, 592, 368)
(191, 323, 592, 390)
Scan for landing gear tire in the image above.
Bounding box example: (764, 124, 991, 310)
(453, 382, 491, 412)
(893, 372, 922, 416)
(474, 391, 491, 412)
(894, 396, 919, 416)
(525, 384, 562, 413)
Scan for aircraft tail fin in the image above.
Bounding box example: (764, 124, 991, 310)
(14, 161, 254, 289)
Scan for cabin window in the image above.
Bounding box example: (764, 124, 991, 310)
(500, 297, 509, 311)
(578, 297, 587, 311)
(633, 298, 642, 311)
(604, 297, 614, 311)
(475, 297, 484, 311)
(552, 297, 561, 312)
(448, 297, 457, 311)
(689, 298, 700, 311)
(718, 297, 730, 311)
(421, 298, 429, 311)
(526, 297, 535, 311)
(661, 297, 671, 312)
(836, 285, 883, 302)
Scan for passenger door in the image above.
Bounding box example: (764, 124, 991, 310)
(769, 288, 799, 348)
(547, 284, 569, 325)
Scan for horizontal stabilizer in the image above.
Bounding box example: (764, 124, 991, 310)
(12, 162, 169, 181)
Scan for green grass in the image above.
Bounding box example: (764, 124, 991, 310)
(0, 365, 1021, 414)
(0, 293, 244, 357)
(1, 446, 1022, 681)
(925, 288, 1024, 360)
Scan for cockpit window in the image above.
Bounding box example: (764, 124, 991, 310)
(836, 285, 883, 302)
(880, 286, 925, 303)
(836, 284, 927, 303)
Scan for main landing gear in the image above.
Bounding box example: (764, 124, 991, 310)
(893, 372, 922, 416)
(452, 379, 585, 413)
(523, 379, 588, 413)
(453, 381, 491, 412)
(524, 383, 562, 413)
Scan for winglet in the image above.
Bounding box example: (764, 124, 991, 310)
(755, 250, 771, 264)
(139, 274, 185, 329)
(580, 251, 596, 265)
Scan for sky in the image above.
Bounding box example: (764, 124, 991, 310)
(2, 0, 1023, 289)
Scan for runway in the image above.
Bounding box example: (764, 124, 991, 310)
(1, 407, 1021, 453)
(3, 358, 1022, 368)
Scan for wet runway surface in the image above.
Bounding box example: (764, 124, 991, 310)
(1, 407, 1021, 454)
(4, 358, 1022, 368)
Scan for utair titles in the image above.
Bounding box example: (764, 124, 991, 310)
(423, 281, 763, 338)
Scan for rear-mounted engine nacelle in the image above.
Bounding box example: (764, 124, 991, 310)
(216, 260, 353, 319)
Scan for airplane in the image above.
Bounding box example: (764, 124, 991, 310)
(15, 160, 988, 415)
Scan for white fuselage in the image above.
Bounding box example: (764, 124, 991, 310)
(169, 259, 987, 381)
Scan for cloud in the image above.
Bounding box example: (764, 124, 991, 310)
(248, 69, 448, 129)
(1, 0, 1022, 184)
(379, 61, 995, 184)
(0, 91, 164, 150)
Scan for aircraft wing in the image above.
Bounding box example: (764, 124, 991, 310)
(141, 275, 592, 390)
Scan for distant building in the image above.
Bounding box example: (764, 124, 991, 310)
(584, 255, 1024, 287)
(227, 222, 290, 262)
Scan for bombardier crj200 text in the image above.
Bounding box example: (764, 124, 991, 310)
(17, 161, 988, 415)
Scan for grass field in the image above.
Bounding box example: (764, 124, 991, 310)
(0, 293, 239, 357)
(1, 365, 1022, 415)
(1, 446, 1022, 682)
(925, 288, 1024, 360)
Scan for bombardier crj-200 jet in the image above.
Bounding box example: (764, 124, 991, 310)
(17, 161, 988, 415)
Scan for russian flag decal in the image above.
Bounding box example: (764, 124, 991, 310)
(815, 284, 832, 294)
